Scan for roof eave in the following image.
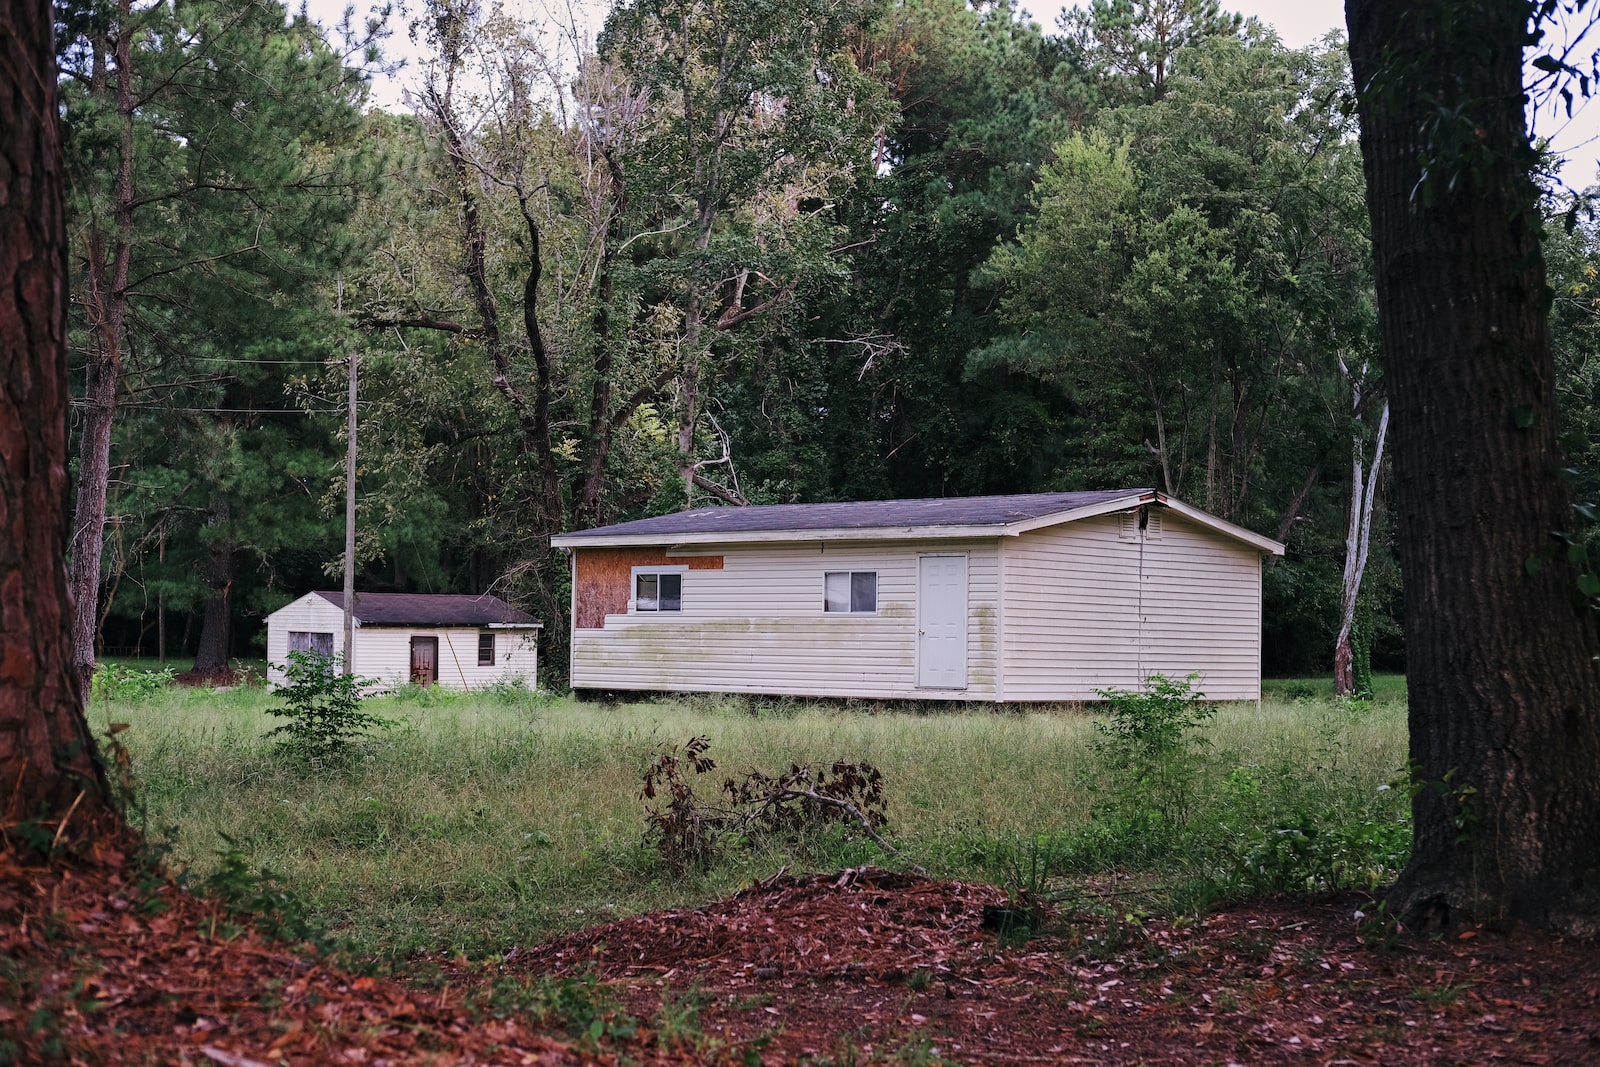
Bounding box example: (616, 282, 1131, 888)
(550, 523, 1011, 548)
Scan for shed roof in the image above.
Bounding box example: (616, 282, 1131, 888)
(310, 592, 539, 627)
(550, 490, 1284, 555)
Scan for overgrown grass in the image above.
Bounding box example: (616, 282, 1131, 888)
(94, 679, 1409, 964)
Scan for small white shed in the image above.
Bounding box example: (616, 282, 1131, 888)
(550, 489, 1283, 702)
(264, 592, 540, 690)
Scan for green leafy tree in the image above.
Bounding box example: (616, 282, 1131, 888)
(1060, 0, 1246, 104)
(601, 0, 893, 506)
(57, 0, 378, 679)
(816, 0, 1091, 498)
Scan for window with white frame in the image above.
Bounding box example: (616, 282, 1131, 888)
(478, 631, 495, 665)
(824, 571, 877, 613)
(632, 566, 686, 612)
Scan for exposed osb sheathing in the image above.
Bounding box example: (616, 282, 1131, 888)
(574, 547, 724, 628)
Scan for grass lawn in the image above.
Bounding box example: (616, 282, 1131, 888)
(93, 676, 1410, 965)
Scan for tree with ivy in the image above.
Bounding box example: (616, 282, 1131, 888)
(1346, 0, 1600, 933)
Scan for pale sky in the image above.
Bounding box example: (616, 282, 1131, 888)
(305, 0, 1600, 187)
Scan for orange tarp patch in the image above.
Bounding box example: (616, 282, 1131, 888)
(574, 548, 723, 628)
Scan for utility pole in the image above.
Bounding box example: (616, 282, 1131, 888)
(338, 274, 356, 675)
(342, 347, 357, 675)
(156, 525, 165, 663)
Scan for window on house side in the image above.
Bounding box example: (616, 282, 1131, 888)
(635, 571, 683, 612)
(824, 571, 877, 613)
(478, 631, 495, 666)
(288, 631, 334, 656)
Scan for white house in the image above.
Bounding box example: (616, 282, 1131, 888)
(264, 592, 540, 690)
(549, 489, 1284, 702)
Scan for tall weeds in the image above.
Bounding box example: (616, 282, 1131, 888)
(96, 680, 1408, 961)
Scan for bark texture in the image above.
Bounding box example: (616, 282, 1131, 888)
(0, 0, 114, 834)
(1347, 0, 1600, 933)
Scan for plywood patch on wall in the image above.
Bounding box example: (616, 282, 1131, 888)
(574, 547, 724, 628)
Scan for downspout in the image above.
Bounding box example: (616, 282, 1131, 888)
(565, 547, 576, 689)
(995, 536, 1006, 704)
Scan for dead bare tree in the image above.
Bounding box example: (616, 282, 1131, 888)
(1333, 354, 1389, 696)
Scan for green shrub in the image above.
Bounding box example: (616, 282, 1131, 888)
(91, 662, 175, 702)
(265, 650, 393, 764)
(1092, 673, 1215, 825)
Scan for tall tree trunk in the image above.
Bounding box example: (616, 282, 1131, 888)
(1348, 0, 1600, 934)
(192, 499, 235, 673)
(66, 12, 135, 697)
(677, 290, 706, 507)
(576, 153, 628, 531)
(0, 0, 115, 837)
(1334, 394, 1389, 696)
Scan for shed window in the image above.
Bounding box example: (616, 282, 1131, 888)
(824, 571, 877, 613)
(634, 570, 684, 612)
(478, 631, 495, 665)
(288, 631, 334, 656)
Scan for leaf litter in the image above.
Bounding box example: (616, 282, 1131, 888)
(4, 840, 1597, 1065)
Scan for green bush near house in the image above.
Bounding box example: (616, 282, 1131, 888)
(265, 650, 394, 765)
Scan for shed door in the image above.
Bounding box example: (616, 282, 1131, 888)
(409, 636, 438, 686)
(917, 555, 968, 689)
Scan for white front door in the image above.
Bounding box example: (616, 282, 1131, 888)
(918, 554, 968, 689)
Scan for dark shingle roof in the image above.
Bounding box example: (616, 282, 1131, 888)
(555, 489, 1149, 542)
(313, 592, 538, 626)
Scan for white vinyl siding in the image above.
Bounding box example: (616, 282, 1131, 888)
(571, 540, 1000, 700)
(264, 593, 538, 690)
(265, 594, 347, 684)
(1000, 512, 1264, 701)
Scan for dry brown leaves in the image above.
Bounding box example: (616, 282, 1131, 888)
(4, 843, 1598, 1066)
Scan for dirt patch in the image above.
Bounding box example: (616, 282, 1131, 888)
(5, 844, 1597, 1065)
(505, 867, 1600, 1064)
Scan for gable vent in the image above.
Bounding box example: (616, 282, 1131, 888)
(1118, 507, 1162, 541)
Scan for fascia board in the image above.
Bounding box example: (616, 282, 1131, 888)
(1001, 492, 1157, 536)
(360, 621, 543, 629)
(550, 524, 1009, 548)
(1160, 497, 1285, 556)
(1003, 492, 1285, 556)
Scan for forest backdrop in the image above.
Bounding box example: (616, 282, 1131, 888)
(59, 0, 1600, 687)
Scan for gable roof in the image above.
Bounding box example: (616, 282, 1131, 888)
(551, 490, 1284, 556)
(310, 592, 540, 627)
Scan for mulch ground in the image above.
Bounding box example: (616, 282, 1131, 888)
(4, 840, 1598, 1065)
